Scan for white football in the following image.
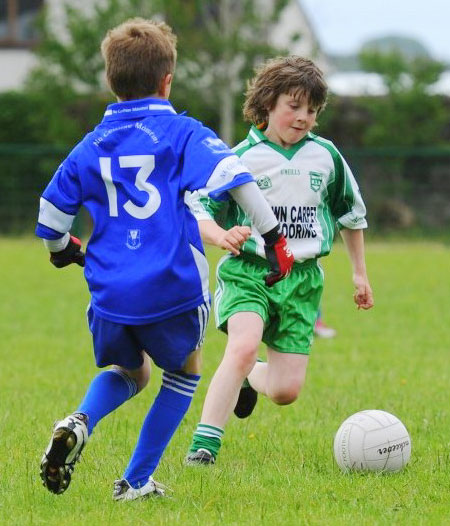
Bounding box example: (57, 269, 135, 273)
(334, 410, 411, 472)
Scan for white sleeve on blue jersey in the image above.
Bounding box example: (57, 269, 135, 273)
(37, 154, 82, 238)
(180, 122, 254, 199)
(43, 233, 70, 251)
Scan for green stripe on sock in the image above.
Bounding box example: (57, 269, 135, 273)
(189, 423, 224, 458)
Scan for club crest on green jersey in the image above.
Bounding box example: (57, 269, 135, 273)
(257, 176, 272, 190)
(309, 171, 323, 192)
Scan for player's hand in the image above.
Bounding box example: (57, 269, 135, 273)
(50, 235, 85, 268)
(353, 273, 374, 310)
(217, 225, 251, 255)
(263, 231, 294, 287)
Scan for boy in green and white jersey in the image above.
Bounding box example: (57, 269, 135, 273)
(187, 56, 374, 464)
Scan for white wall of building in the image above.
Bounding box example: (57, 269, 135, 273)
(0, 0, 93, 92)
(0, 50, 37, 91)
(0, 0, 329, 92)
(269, 0, 330, 74)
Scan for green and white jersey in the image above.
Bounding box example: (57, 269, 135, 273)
(191, 125, 367, 262)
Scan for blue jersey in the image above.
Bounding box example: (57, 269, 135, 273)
(36, 98, 254, 324)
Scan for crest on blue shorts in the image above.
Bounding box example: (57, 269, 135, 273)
(126, 229, 141, 250)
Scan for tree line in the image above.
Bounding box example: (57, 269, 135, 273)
(1, 0, 449, 234)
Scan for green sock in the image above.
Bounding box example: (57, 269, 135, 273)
(189, 423, 224, 458)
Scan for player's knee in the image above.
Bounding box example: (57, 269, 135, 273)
(270, 390, 298, 405)
(116, 355, 151, 392)
(182, 348, 202, 374)
(269, 381, 303, 405)
(227, 342, 258, 374)
(137, 368, 150, 391)
(133, 368, 150, 392)
(116, 368, 148, 392)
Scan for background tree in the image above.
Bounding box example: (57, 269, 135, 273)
(358, 50, 447, 147)
(355, 50, 449, 230)
(28, 0, 160, 94)
(27, 0, 291, 144)
(25, 0, 161, 146)
(163, 0, 290, 143)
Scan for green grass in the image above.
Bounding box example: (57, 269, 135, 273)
(1, 238, 449, 526)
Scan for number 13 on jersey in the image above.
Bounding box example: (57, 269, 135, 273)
(99, 155, 161, 219)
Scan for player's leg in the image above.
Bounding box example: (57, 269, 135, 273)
(234, 351, 308, 418)
(75, 353, 150, 434)
(40, 358, 148, 495)
(118, 349, 202, 493)
(70, 308, 150, 435)
(237, 260, 322, 417)
(40, 310, 147, 495)
(199, 311, 263, 425)
(113, 303, 208, 500)
(187, 311, 264, 463)
(249, 349, 308, 405)
(187, 256, 268, 463)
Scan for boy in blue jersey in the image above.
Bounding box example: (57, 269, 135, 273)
(36, 18, 293, 500)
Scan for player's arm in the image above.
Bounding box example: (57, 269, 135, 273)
(329, 147, 371, 307)
(182, 125, 293, 285)
(340, 228, 373, 310)
(36, 151, 85, 268)
(187, 191, 251, 255)
(229, 182, 294, 286)
(198, 220, 251, 256)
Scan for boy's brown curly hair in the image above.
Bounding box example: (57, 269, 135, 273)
(243, 56, 328, 126)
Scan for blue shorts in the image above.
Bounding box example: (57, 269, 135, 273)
(87, 302, 210, 372)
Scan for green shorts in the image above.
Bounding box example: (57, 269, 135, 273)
(214, 253, 324, 354)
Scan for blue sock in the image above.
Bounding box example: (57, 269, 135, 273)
(76, 369, 137, 435)
(123, 370, 200, 488)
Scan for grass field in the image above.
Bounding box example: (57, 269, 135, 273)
(1, 238, 449, 526)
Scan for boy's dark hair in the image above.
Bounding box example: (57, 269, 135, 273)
(101, 18, 177, 100)
(243, 56, 328, 126)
